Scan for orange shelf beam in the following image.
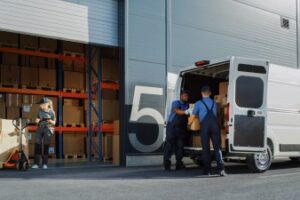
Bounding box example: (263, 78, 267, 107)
(0, 47, 87, 63)
(27, 123, 114, 133)
(0, 87, 59, 96)
(101, 82, 119, 90)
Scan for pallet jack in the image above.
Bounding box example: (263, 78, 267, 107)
(2, 118, 30, 171)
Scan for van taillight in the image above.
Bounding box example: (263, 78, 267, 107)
(225, 103, 230, 133)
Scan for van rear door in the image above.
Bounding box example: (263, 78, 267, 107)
(228, 57, 269, 153)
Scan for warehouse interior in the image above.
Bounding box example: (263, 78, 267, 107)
(0, 30, 121, 166)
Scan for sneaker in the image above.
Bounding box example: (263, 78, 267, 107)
(175, 162, 186, 170)
(31, 164, 39, 169)
(42, 164, 48, 169)
(164, 160, 171, 171)
(202, 172, 211, 176)
(219, 170, 227, 177)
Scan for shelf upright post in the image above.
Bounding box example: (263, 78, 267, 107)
(87, 45, 93, 161)
(97, 47, 103, 161)
(57, 40, 64, 159)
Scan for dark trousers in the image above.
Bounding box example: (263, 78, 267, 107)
(163, 123, 186, 163)
(34, 127, 52, 165)
(201, 120, 224, 173)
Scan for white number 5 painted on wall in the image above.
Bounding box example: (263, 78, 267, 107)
(129, 85, 164, 153)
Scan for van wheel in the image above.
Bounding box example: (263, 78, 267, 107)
(247, 146, 272, 173)
(289, 157, 300, 162)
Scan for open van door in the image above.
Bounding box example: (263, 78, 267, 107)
(228, 57, 269, 153)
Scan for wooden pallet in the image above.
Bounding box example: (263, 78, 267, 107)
(23, 46, 38, 51)
(63, 88, 85, 93)
(0, 83, 19, 88)
(63, 123, 85, 128)
(63, 51, 85, 57)
(21, 85, 56, 91)
(0, 43, 18, 48)
(64, 154, 86, 159)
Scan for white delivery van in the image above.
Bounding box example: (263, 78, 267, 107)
(166, 56, 300, 173)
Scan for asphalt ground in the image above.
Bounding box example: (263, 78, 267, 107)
(0, 159, 300, 200)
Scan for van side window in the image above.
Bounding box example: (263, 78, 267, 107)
(238, 64, 266, 74)
(235, 76, 264, 108)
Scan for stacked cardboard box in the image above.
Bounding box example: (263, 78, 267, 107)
(102, 59, 119, 82)
(6, 93, 21, 120)
(39, 38, 57, 52)
(20, 35, 38, 49)
(0, 102, 6, 119)
(20, 67, 39, 87)
(2, 53, 18, 65)
(64, 133, 86, 155)
(112, 120, 120, 165)
(38, 68, 56, 88)
(63, 41, 85, 53)
(0, 31, 18, 47)
(89, 135, 113, 160)
(63, 106, 84, 125)
(0, 65, 20, 85)
(64, 71, 85, 90)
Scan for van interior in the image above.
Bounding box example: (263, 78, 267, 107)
(180, 62, 230, 151)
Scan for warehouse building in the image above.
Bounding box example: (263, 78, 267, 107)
(0, 0, 298, 166)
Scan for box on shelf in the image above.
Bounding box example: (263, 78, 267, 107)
(22, 104, 40, 123)
(63, 41, 85, 53)
(74, 62, 85, 73)
(64, 99, 80, 106)
(214, 95, 227, 106)
(0, 93, 5, 102)
(38, 68, 56, 88)
(64, 133, 86, 155)
(2, 53, 18, 65)
(6, 94, 21, 107)
(20, 67, 39, 87)
(47, 58, 56, 69)
(63, 59, 73, 71)
(0, 65, 20, 85)
(30, 56, 45, 68)
(0, 102, 6, 119)
(6, 107, 20, 119)
(64, 71, 85, 90)
(20, 35, 38, 49)
(0, 31, 18, 47)
(102, 59, 119, 82)
(39, 38, 57, 52)
(63, 106, 84, 125)
(102, 100, 119, 121)
(89, 135, 113, 160)
(22, 95, 43, 105)
(219, 82, 228, 96)
(102, 90, 118, 100)
(112, 120, 120, 165)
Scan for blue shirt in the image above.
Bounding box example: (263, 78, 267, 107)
(192, 97, 217, 122)
(168, 100, 189, 123)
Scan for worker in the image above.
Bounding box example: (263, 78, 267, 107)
(163, 90, 190, 171)
(189, 86, 226, 176)
(31, 97, 56, 170)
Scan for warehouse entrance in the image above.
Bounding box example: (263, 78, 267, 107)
(0, 31, 121, 167)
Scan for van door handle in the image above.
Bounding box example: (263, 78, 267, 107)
(247, 110, 255, 117)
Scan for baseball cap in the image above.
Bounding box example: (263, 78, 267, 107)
(38, 97, 50, 104)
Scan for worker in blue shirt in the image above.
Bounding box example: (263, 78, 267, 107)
(163, 90, 190, 171)
(189, 86, 226, 176)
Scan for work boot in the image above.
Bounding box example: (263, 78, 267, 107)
(175, 161, 186, 170)
(164, 160, 171, 171)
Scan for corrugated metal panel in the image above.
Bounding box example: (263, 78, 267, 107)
(0, 0, 118, 46)
(172, 0, 297, 68)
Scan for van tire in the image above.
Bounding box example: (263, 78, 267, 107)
(247, 145, 272, 173)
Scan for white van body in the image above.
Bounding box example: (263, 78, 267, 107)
(166, 56, 300, 172)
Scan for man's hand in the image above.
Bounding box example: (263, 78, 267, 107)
(36, 118, 41, 124)
(47, 119, 56, 125)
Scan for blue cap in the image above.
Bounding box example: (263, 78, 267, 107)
(38, 97, 50, 104)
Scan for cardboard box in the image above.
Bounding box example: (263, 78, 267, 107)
(102, 100, 119, 121)
(2, 53, 18, 65)
(192, 136, 201, 147)
(214, 95, 227, 106)
(22, 104, 40, 123)
(0, 93, 5, 102)
(64, 133, 86, 155)
(30, 56, 45, 68)
(102, 90, 118, 100)
(113, 120, 119, 135)
(20, 67, 39, 87)
(6, 107, 20, 119)
(63, 106, 84, 124)
(0, 31, 18, 47)
(63, 41, 85, 53)
(64, 99, 80, 106)
(102, 59, 119, 82)
(22, 95, 43, 105)
(0, 102, 6, 119)
(20, 35, 38, 49)
(47, 58, 56, 69)
(112, 134, 120, 165)
(0, 65, 20, 85)
(63, 59, 73, 71)
(6, 94, 21, 107)
(64, 71, 85, 90)
(74, 62, 85, 72)
(39, 38, 57, 52)
(90, 135, 113, 160)
(39, 68, 56, 88)
(219, 82, 228, 96)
